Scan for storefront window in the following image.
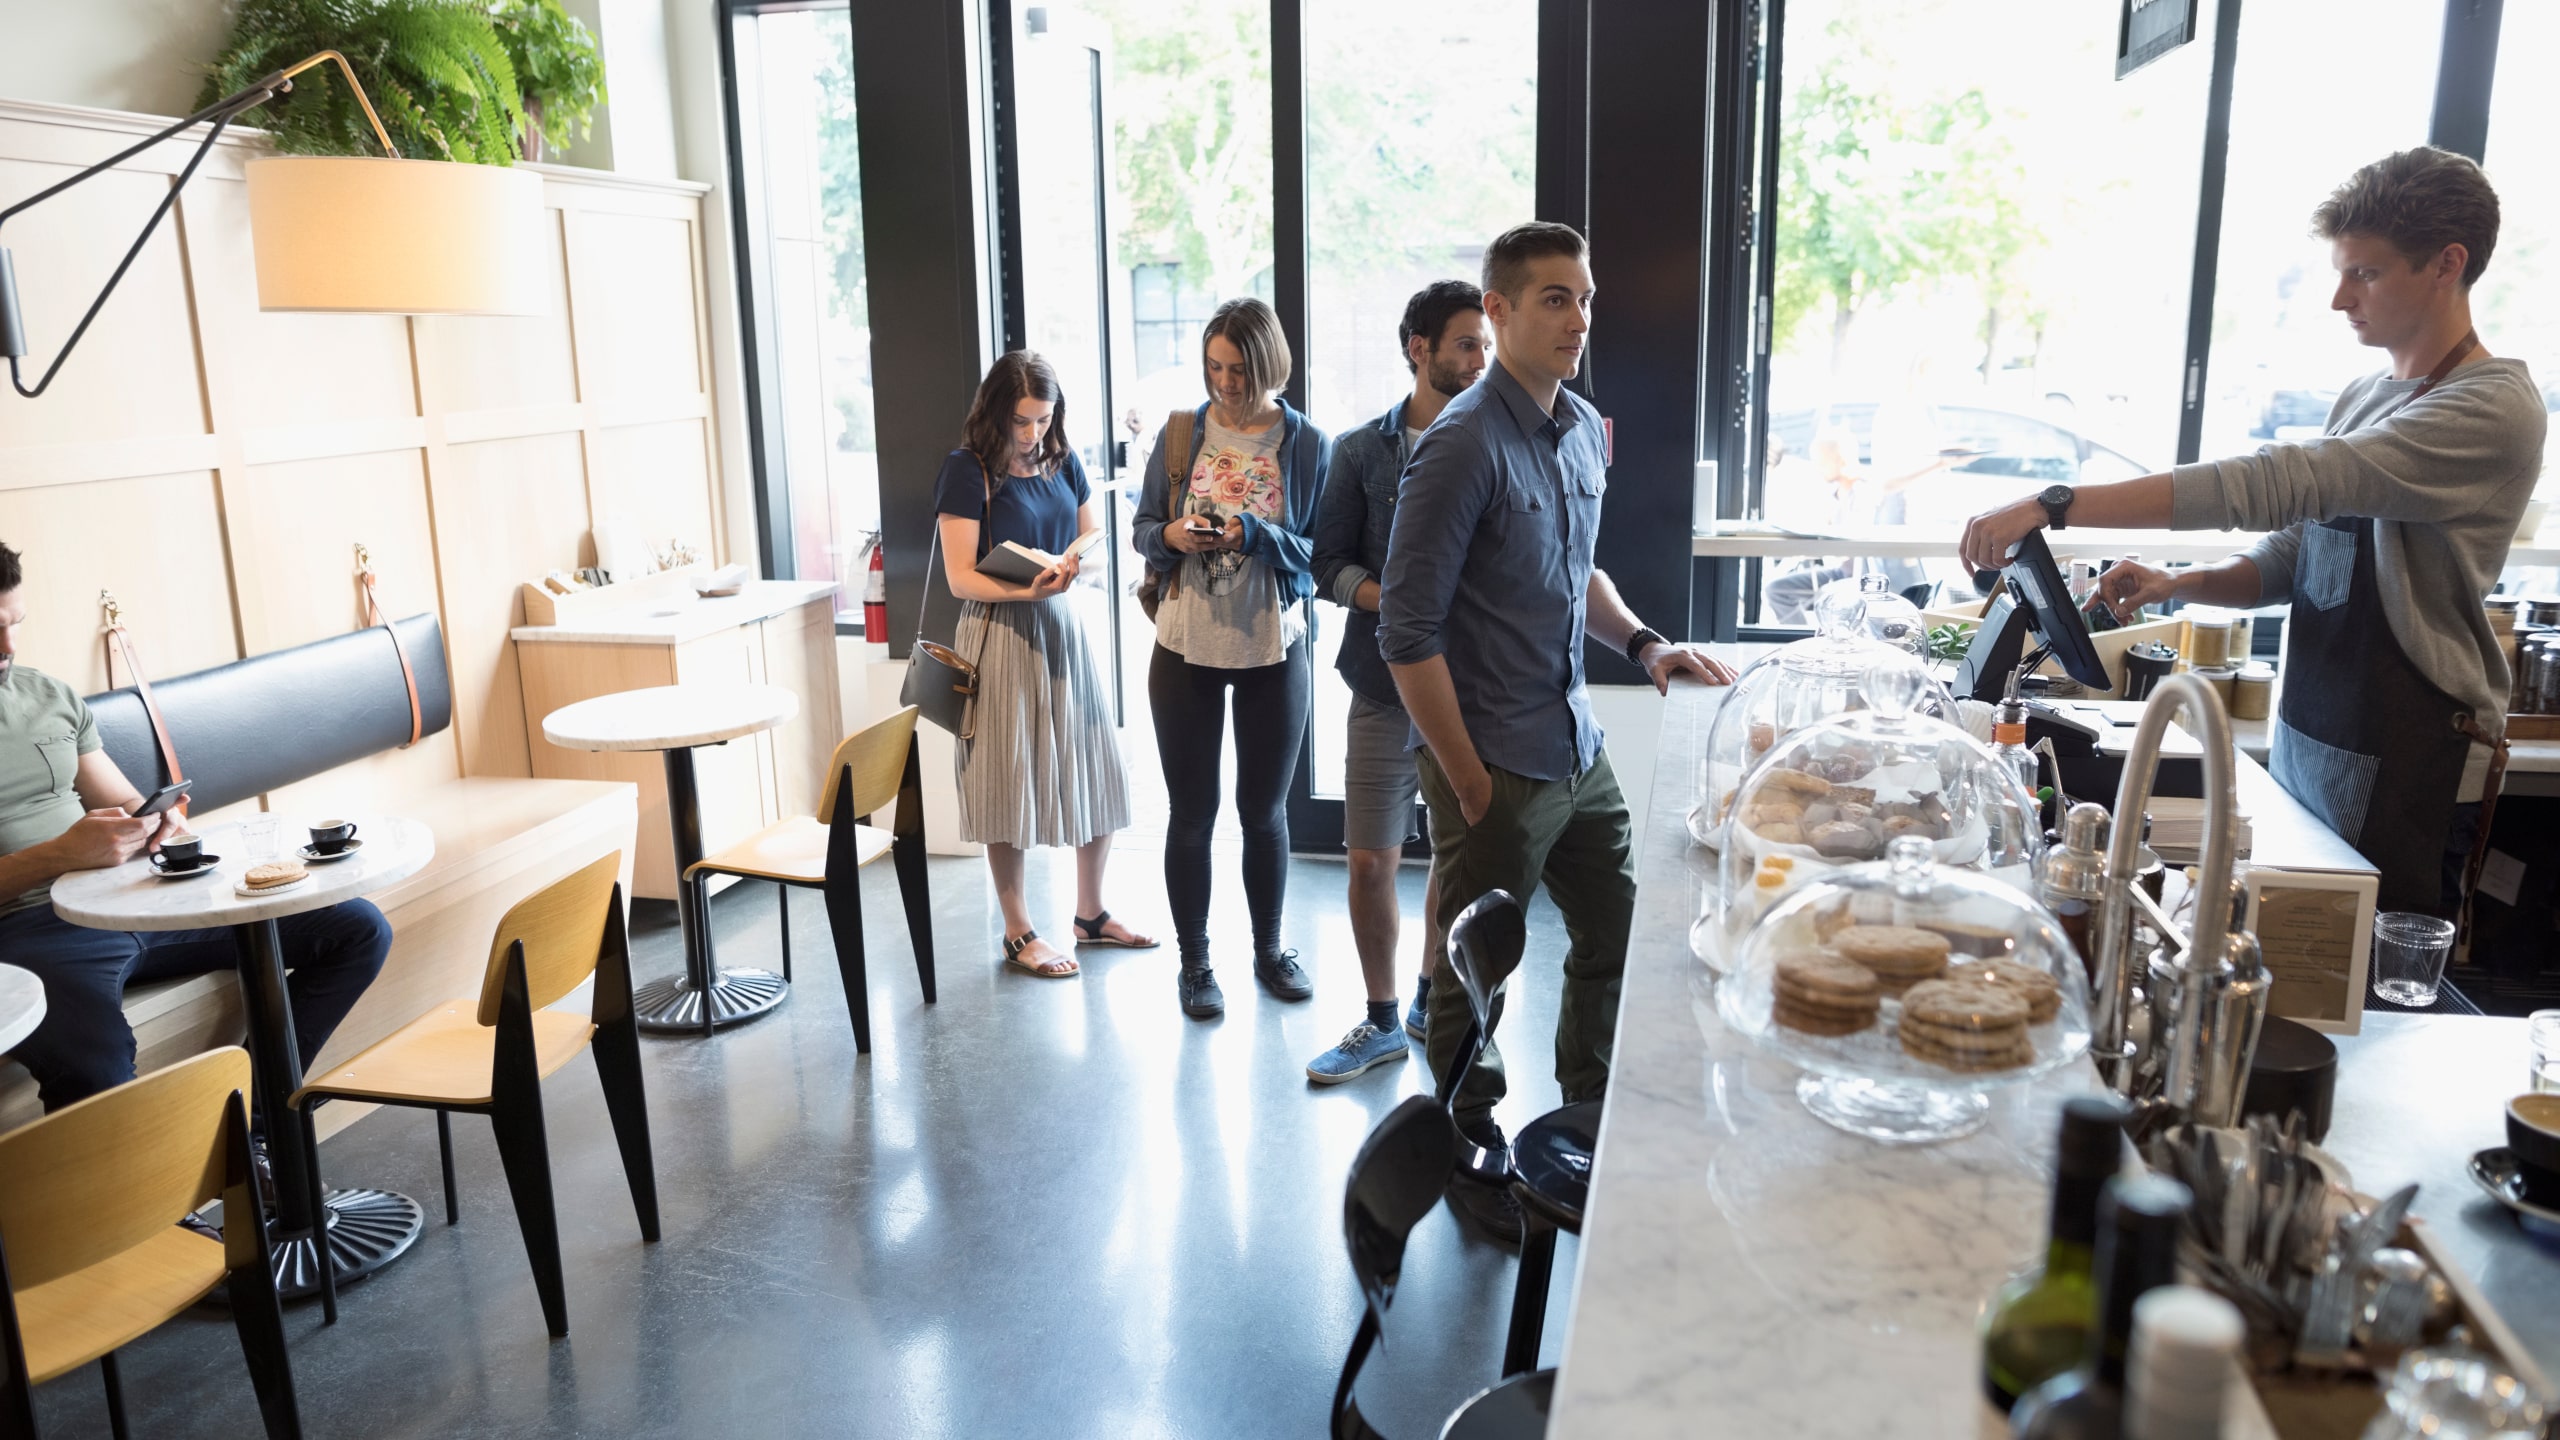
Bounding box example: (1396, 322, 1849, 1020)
(2196, 0, 2443, 460)
(2472, 0, 2559, 590)
(1755, 0, 2209, 623)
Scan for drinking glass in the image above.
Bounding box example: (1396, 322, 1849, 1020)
(2530, 1010, 2560, 1095)
(241, 815, 282, 864)
(2368, 912, 2456, 1009)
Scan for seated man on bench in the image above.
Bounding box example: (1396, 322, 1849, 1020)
(0, 540, 392, 1113)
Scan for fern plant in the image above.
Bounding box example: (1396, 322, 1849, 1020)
(488, 0, 606, 162)
(199, 0, 525, 165)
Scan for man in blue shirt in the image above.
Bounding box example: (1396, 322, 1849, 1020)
(1303, 280, 1491, 1086)
(1380, 222, 1733, 1240)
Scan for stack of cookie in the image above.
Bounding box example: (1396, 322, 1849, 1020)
(1832, 925, 1950, 996)
(243, 861, 309, 893)
(1897, 978, 2035, 1071)
(1947, 958, 2061, 1023)
(1772, 951, 1882, 1036)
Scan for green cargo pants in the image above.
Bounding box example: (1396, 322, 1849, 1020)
(1417, 746, 1636, 1133)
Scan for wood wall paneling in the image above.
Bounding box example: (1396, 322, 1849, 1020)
(0, 98, 721, 831)
(431, 432, 592, 779)
(0, 470, 238, 692)
(591, 418, 720, 565)
(0, 156, 208, 449)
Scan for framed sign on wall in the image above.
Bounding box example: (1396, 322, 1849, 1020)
(2117, 0, 2200, 79)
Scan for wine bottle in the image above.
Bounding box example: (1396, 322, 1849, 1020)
(2010, 1173, 2193, 1439)
(1981, 1097, 2131, 1411)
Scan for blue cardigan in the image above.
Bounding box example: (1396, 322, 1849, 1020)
(1131, 400, 1332, 604)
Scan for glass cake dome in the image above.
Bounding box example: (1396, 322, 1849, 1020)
(1686, 579, 1957, 849)
(1716, 834, 2091, 1144)
(1706, 660, 2041, 957)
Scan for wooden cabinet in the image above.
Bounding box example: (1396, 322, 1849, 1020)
(514, 581, 842, 899)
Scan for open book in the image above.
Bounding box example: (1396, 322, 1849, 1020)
(977, 527, 1105, 586)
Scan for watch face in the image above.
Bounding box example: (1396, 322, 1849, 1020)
(2040, 485, 2074, 509)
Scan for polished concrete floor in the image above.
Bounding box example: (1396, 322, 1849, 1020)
(31, 841, 1582, 1438)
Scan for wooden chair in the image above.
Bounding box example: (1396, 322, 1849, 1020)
(0, 1047, 300, 1440)
(292, 851, 658, 1340)
(687, 704, 936, 1054)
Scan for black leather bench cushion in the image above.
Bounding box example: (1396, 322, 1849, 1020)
(84, 615, 452, 814)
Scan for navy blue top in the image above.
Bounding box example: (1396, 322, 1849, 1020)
(934, 447, 1091, 555)
(1312, 399, 1414, 709)
(1378, 359, 1607, 782)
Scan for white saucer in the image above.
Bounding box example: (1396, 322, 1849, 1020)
(235, 874, 311, 900)
(152, 855, 223, 881)
(299, 841, 364, 864)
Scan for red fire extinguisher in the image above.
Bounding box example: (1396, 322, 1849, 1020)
(862, 532, 889, 645)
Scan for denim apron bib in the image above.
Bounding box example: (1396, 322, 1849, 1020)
(2267, 332, 2483, 915)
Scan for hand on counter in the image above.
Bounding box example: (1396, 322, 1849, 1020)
(1639, 642, 1737, 693)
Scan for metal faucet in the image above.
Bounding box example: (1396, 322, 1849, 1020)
(2089, 672, 2243, 1115)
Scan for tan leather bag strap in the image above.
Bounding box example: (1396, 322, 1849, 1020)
(356, 545, 424, 748)
(100, 592, 187, 814)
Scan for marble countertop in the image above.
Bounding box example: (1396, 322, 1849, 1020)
(541, 683, 798, 752)
(1548, 663, 2546, 1436)
(0, 963, 45, 1053)
(510, 579, 839, 646)
(51, 815, 434, 932)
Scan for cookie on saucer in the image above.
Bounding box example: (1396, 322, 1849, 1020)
(243, 862, 309, 892)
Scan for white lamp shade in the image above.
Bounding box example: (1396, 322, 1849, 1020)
(244, 155, 546, 315)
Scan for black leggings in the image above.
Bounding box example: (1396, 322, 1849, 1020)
(1149, 639, 1311, 965)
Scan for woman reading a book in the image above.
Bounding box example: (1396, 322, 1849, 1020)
(1131, 298, 1332, 1019)
(935, 351, 1154, 978)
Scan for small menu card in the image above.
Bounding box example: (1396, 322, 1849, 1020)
(2244, 867, 2377, 1036)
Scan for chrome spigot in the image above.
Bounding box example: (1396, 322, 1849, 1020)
(2090, 673, 2243, 1117)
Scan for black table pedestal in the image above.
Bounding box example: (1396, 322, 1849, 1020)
(632, 745, 788, 1036)
(231, 917, 424, 1310)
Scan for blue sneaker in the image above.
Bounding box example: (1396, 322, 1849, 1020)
(1306, 1022, 1408, 1085)
(1404, 976, 1431, 1040)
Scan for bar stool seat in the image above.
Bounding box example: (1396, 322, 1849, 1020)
(297, 1005, 597, 1107)
(692, 814, 893, 885)
(1441, 1369, 1554, 1439)
(15, 1228, 226, 1381)
(1510, 1101, 1598, 1230)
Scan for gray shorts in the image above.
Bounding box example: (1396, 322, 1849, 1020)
(1343, 692, 1423, 851)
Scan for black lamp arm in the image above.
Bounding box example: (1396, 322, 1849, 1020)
(0, 51, 398, 401)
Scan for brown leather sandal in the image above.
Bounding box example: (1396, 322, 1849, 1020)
(1003, 930, 1078, 978)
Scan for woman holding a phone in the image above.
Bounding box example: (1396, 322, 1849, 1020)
(1131, 298, 1332, 1019)
(936, 351, 1151, 979)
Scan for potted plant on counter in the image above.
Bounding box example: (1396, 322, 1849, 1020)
(487, 0, 606, 163)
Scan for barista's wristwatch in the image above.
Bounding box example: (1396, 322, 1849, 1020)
(1625, 627, 1670, 667)
(2037, 484, 2076, 531)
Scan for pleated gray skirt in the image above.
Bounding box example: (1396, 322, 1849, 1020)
(953, 595, 1131, 849)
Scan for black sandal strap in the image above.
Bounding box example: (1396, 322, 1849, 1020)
(1072, 912, 1111, 938)
(1004, 930, 1041, 960)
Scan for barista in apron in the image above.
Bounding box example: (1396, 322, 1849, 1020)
(1954, 147, 2544, 921)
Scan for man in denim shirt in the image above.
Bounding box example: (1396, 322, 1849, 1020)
(1303, 281, 1490, 1086)
(1380, 223, 1733, 1241)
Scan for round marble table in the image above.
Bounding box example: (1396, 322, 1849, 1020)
(0, 963, 45, 1054)
(543, 683, 800, 1036)
(53, 815, 436, 1316)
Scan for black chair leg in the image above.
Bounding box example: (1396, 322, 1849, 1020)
(436, 1110, 459, 1225)
(1504, 1213, 1556, 1378)
(592, 1024, 663, 1243)
(487, 1098, 570, 1338)
(892, 836, 936, 1004)
(223, 1265, 305, 1440)
(100, 1352, 129, 1440)
(777, 883, 792, 983)
(823, 872, 874, 1054)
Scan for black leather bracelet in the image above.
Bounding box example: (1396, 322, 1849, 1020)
(1625, 627, 1669, 666)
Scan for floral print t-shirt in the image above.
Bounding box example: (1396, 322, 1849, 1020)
(1156, 414, 1301, 669)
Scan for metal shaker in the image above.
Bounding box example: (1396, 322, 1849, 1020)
(2144, 881, 2271, 1127)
